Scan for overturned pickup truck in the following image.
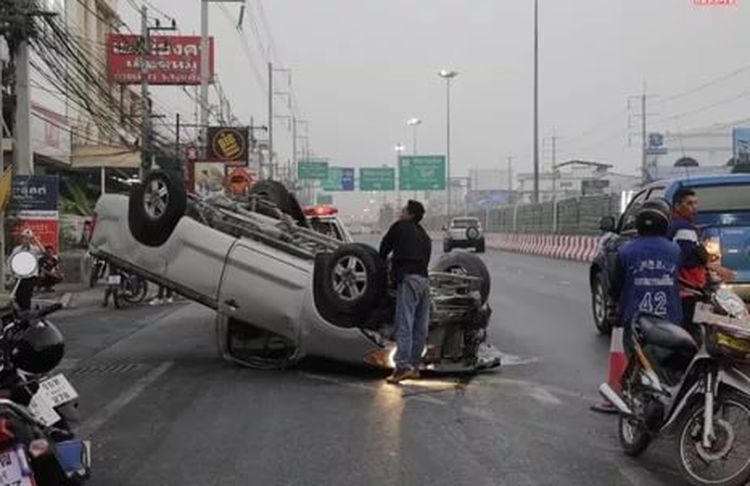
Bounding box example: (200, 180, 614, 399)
(90, 169, 501, 371)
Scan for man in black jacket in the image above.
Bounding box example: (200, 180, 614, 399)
(379, 200, 432, 383)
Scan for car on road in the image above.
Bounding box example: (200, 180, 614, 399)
(589, 173, 750, 334)
(90, 170, 501, 371)
(443, 217, 485, 253)
(304, 205, 353, 243)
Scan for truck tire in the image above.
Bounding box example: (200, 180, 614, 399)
(432, 252, 490, 304)
(128, 169, 186, 247)
(466, 226, 480, 241)
(250, 180, 307, 227)
(322, 244, 386, 315)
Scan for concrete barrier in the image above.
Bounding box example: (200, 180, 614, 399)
(483, 232, 599, 263)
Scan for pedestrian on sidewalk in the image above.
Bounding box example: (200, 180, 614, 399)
(9, 229, 44, 310)
(150, 285, 174, 306)
(102, 262, 120, 308)
(379, 200, 432, 384)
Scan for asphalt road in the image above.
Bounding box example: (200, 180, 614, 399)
(51, 238, 687, 486)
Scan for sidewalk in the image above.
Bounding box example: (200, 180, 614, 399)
(33, 282, 104, 310)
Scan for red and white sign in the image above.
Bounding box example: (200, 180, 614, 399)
(10, 219, 60, 254)
(693, 0, 735, 5)
(106, 34, 215, 85)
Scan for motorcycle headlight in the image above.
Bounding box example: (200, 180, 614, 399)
(714, 287, 749, 319)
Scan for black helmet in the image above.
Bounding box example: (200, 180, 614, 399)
(636, 198, 671, 236)
(11, 321, 64, 375)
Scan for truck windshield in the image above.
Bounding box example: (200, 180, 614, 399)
(693, 185, 750, 212)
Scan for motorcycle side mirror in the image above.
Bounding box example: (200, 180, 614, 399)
(9, 251, 38, 278)
(599, 216, 616, 233)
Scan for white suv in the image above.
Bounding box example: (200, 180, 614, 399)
(443, 217, 485, 253)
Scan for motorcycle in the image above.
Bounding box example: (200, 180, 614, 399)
(600, 283, 750, 486)
(37, 248, 63, 293)
(0, 250, 91, 485)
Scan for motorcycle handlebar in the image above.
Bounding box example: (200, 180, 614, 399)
(15, 302, 63, 322)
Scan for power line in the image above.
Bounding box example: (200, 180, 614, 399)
(654, 64, 750, 106)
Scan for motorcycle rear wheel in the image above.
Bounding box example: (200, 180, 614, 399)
(676, 391, 750, 486)
(619, 414, 652, 457)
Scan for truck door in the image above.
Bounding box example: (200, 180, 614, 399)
(217, 241, 311, 342)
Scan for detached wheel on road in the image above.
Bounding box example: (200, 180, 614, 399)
(250, 180, 308, 227)
(322, 244, 386, 315)
(592, 272, 615, 335)
(120, 274, 149, 305)
(432, 252, 490, 305)
(128, 169, 186, 247)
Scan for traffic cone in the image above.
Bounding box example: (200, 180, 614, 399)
(590, 326, 628, 414)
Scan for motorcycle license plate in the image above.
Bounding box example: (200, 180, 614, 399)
(0, 448, 33, 486)
(37, 375, 78, 408)
(108, 275, 122, 285)
(29, 375, 77, 426)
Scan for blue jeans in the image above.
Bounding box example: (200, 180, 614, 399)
(394, 274, 431, 369)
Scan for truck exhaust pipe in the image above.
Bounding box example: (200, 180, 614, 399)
(598, 383, 634, 416)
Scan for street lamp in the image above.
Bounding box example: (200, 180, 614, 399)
(406, 117, 422, 155)
(438, 69, 458, 219)
(395, 143, 405, 208)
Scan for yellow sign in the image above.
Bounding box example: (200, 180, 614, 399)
(0, 167, 13, 212)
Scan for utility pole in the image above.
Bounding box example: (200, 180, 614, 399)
(532, 0, 540, 203)
(641, 93, 647, 184)
(140, 5, 150, 175)
(0, 36, 6, 285)
(200, 0, 209, 146)
(267, 62, 273, 180)
(13, 9, 32, 176)
(551, 135, 557, 198)
(507, 154, 513, 203)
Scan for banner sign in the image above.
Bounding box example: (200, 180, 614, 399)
(360, 167, 395, 191)
(321, 167, 355, 191)
(646, 132, 668, 156)
(207, 127, 249, 164)
(10, 175, 60, 252)
(107, 34, 215, 85)
(11, 176, 59, 213)
(733, 127, 750, 164)
(226, 167, 255, 197)
(399, 155, 446, 191)
(298, 160, 329, 180)
(194, 162, 226, 198)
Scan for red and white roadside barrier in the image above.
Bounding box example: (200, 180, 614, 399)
(482, 232, 599, 263)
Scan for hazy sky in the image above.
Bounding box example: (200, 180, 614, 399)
(113, 0, 750, 212)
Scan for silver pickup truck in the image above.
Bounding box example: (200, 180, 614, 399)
(90, 170, 501, 371)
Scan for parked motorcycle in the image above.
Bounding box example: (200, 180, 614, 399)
(0, 250, 90, 485)
(37, 247, 64, 293)
(600, 283, 750, 486)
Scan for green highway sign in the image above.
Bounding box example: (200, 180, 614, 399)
(298, 159, 329, 180)
(359, 167, 395, 191)
(321, 167, 355, 191)
(317, 193, 333, 205)
(399, 155, 446, 191)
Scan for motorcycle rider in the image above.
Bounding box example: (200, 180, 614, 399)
(609, 200, 683, 346)
(9, 229, 44, 310)
(668, 188, 735, 338)
(379, 200, 431, 384)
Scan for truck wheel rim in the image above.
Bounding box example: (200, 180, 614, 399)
(144, 179, 169, 219)
(333, 256, 367, 301)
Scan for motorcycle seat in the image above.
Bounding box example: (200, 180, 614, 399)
(635, 314, 697, 353)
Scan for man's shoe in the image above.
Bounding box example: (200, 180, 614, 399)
(408, 368, 421, 380)
(149, 298, 163, 306)
(386, 367, 413, 384)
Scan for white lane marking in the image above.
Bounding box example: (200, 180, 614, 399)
(538, 275, 546, 280)
(560, 280, 571, 286)
(78, 361, 173, 439)
(479, 375, 595, 402)
(528, 386, 562, 406)
(300, 372, 450, 406)
(498, 352, 540, 367)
